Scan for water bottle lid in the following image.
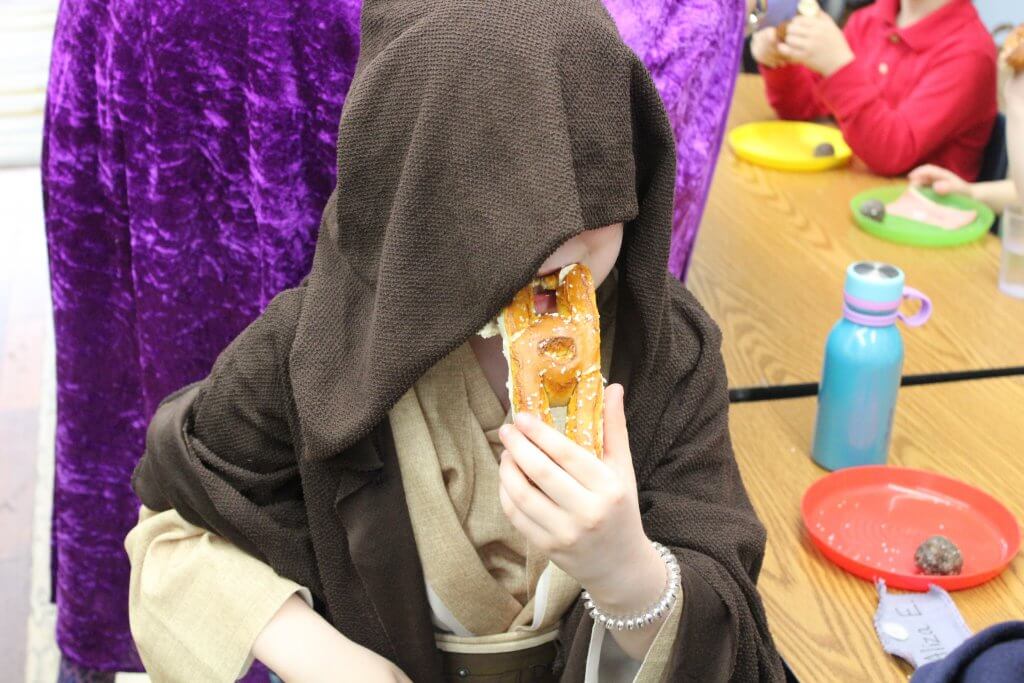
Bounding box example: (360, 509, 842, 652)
(844, 261, 905, 306)
(841, 261, 933, 328)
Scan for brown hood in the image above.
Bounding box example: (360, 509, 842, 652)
(288, 0, 677, 461)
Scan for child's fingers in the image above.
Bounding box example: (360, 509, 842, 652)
(787, 16, 815, 36)
(754, 27, 777, 45)
(908, 169, 930, 186)
(909, 164, 943, 184)
(907, 165, 929, 180)
(513, 412, 609, 488)
(908, 166, 966, 196)
(782, 31, 811, 51)
(777, 42, 800, 60)
(601, 384, 635, 483)
(498, 424, 593, 512)
(498, 453, 575, 538)
(498, 481, 558, 550)
(785, 17, 822, 47)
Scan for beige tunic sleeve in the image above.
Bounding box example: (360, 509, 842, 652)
(632, 595, 683, 681)
(125, 506, 312, 682)
(585, 594, 684, 682)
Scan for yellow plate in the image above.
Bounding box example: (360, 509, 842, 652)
(728, 121, 852, 172)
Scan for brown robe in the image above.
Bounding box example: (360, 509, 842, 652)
(131, 0, 785, 680)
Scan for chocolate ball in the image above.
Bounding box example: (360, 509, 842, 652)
(859, 199, 886, 222)
(914, 535, 963, 576)
(813, 142, 836, 157)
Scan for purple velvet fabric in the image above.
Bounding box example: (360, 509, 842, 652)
(41, 0, 743, 673)
(606, 0, 746, 279)
(43, 0, 361, 674)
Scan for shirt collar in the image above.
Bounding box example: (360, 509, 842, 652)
(872, 0, 975, 52)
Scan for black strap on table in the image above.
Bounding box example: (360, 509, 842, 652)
(729, 366, 1024, 403)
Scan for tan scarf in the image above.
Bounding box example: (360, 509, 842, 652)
(389, 342, 583, 652)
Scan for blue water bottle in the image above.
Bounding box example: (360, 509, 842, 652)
(811, 262, 932, 471)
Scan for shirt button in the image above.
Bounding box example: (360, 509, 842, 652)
(456, 667, 471, 678)
(889, 34, 900, 44)
(878, 62, 889, 75)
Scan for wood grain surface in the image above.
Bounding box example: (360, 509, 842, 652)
(730, 377, 1024, 682)
(689, 75, 1024, 390)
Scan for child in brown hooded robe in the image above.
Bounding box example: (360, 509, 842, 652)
(126, 0, 785, 680)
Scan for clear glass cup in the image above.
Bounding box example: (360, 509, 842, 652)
(1000, 206, 1024, 299)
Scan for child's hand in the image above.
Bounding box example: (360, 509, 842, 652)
(1000, 44, 1024, 112)
(498, 384, 666, 615)
(778, 12, 854, 77)
(908, 165, 972, 197)
(1006, 73, 1024, 111)
(751, 27, 788, 69)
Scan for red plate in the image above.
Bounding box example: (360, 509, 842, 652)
(801, 466, 1020, 591)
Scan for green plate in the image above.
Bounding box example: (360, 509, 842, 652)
(850, 185, 994, 248)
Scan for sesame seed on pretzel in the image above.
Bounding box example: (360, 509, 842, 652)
(500, 263, 604, 457)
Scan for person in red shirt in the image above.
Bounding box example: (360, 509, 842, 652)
(750, 0, 997, 179)
(910, 37, 1024, 211)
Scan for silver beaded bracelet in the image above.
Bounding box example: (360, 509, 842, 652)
(581, 541, 682, 631)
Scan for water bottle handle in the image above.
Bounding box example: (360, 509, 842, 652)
(898, 287, 932, 328)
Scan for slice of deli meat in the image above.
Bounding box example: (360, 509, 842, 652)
(886, 187, 977, 231)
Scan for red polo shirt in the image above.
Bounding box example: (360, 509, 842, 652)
(760, 0, 997, 179)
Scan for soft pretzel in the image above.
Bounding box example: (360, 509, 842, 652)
(499, 263, 604, 457)
(1007, 24, 1024, 74)
(776, 0, 819, 43)
(775, 21, 789, 43)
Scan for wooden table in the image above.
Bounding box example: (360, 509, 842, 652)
(730, 378, 1024, 682)
(689, 75, 1024, 391)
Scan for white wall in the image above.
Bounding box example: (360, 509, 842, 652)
(975, 0, 1018, 33)
(0, 2, 58, 167)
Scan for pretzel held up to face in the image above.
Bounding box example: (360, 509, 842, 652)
(499, 263, 604, 457)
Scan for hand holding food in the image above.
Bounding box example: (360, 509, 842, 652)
(908, 164, 972, 197)
(752, 27, 788, 69)
(777, 9, 854, 77)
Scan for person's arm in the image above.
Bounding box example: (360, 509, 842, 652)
(813, 48, 996, 176)
(126, 506, 412, 683)
(778, 11, 998, 177)
(968, 180, 1018, 214)
(254, 595, 412, 683)
(1004, 63, 1024, 203)
(503, 292, 784, 680)
(125, 506, 314, 681)
(908, 165, 1019, 214)
(131, 288, 410, 682)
